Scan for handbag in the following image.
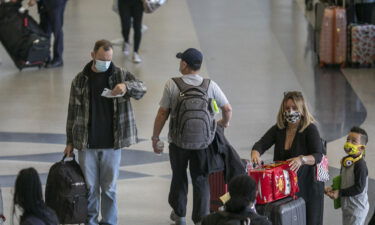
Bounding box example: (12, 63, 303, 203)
(316, 154, 330, 182)
(142, 0, 166, 13)
(315, 139, 330, 182)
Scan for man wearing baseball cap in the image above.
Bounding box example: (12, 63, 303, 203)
(151, 48, 232, 225)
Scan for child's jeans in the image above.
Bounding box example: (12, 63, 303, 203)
(341, 194, 369, 225)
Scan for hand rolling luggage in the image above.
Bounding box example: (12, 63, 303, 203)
(256, 197, 306, 225)
(0, 2, 50, 70)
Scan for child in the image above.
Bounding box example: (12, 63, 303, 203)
(325, 126, 369, 225)
(13, 168, 58, 225)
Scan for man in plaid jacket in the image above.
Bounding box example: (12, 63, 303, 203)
(64, 39, 146, 225)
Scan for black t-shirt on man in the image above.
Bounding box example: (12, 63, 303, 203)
(87, 69, 114, 149)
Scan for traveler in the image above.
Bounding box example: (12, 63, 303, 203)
(118, 0, 144, 63)
(12, 168, 58, 225)
(202, 175, 271, 225)
(28, 0, 68, 68)
(64, 39, 146, 225)
(325, 127, 369, 225)
(251, 91, 325, 225)
(151, 48, 232, 225)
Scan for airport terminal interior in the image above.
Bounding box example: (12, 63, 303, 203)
(0, 0, 374, 224)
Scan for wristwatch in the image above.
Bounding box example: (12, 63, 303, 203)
(300, 155, 307, 165)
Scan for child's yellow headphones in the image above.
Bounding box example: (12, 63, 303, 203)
(341, 154, 363, 168)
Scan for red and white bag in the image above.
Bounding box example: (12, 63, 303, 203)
(316, 154, 330, 182)
(248, 161, 299, 205)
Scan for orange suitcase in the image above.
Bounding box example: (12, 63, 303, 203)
(319, 5, 347, 67)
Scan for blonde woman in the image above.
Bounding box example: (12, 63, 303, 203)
(250, 91, 324, 225)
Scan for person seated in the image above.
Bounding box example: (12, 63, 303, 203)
(202, 175, 271, 225)
(12, 168, 58, 225)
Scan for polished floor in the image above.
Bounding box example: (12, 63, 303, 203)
(0, 0, 375, 224)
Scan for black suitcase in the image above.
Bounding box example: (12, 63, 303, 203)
(256, 197, 306, 225)
(45, 155, 88, 224)
(0, 2, 50, 70)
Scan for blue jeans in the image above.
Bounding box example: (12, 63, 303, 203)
(78, 149, 122, 225)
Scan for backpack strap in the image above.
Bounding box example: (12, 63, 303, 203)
(200, 78, 211, 92)
(172, 77, 211, 95)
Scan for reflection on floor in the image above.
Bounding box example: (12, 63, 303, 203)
(0, 0, 375, 224)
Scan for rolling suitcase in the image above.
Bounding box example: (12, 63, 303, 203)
(209, 171, 228, 212)
(319, 1, 347, 67)
(0, 2, 50, 70)
(348, 24, 375, 66)
(314, 1, 333, 53)
(256, 197, 306, 225)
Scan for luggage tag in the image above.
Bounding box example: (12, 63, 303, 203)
(219, 192, 231, 204)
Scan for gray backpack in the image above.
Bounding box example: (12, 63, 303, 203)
(170, 77, 216, 149)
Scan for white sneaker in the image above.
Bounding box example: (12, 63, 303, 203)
(122, 42, 130, 56)
(170, 211, 186, 225)
(141, 24, 148, 33)
(133, 52, 142, 63)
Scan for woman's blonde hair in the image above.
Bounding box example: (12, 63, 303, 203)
(276, 91, 315, 132)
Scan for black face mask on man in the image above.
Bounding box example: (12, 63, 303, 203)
(284, 110, 301, 124)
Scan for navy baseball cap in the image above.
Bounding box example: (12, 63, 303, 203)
(176, 48, 203, 68)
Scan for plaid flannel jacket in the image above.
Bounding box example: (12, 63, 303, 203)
(66, 62, 147, 150)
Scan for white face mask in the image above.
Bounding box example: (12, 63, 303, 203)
(284, 110, 301, 124)
(94, 60, 111, 72)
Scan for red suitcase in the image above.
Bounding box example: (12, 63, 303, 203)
(249, 162, 299, 205)
(319, 5, 347, 67)
(208, 171, 228, 212)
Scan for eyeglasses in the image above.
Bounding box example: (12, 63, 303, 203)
(283, 91, 303, 97)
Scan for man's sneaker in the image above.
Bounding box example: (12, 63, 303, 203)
(141, 24, 148, 33)
(133, 52, 142, 63)
(122, 42, 130, 56)
(170, 211, 186, 225)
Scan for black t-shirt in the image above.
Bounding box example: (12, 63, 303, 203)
(87, 69, 114, 149)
